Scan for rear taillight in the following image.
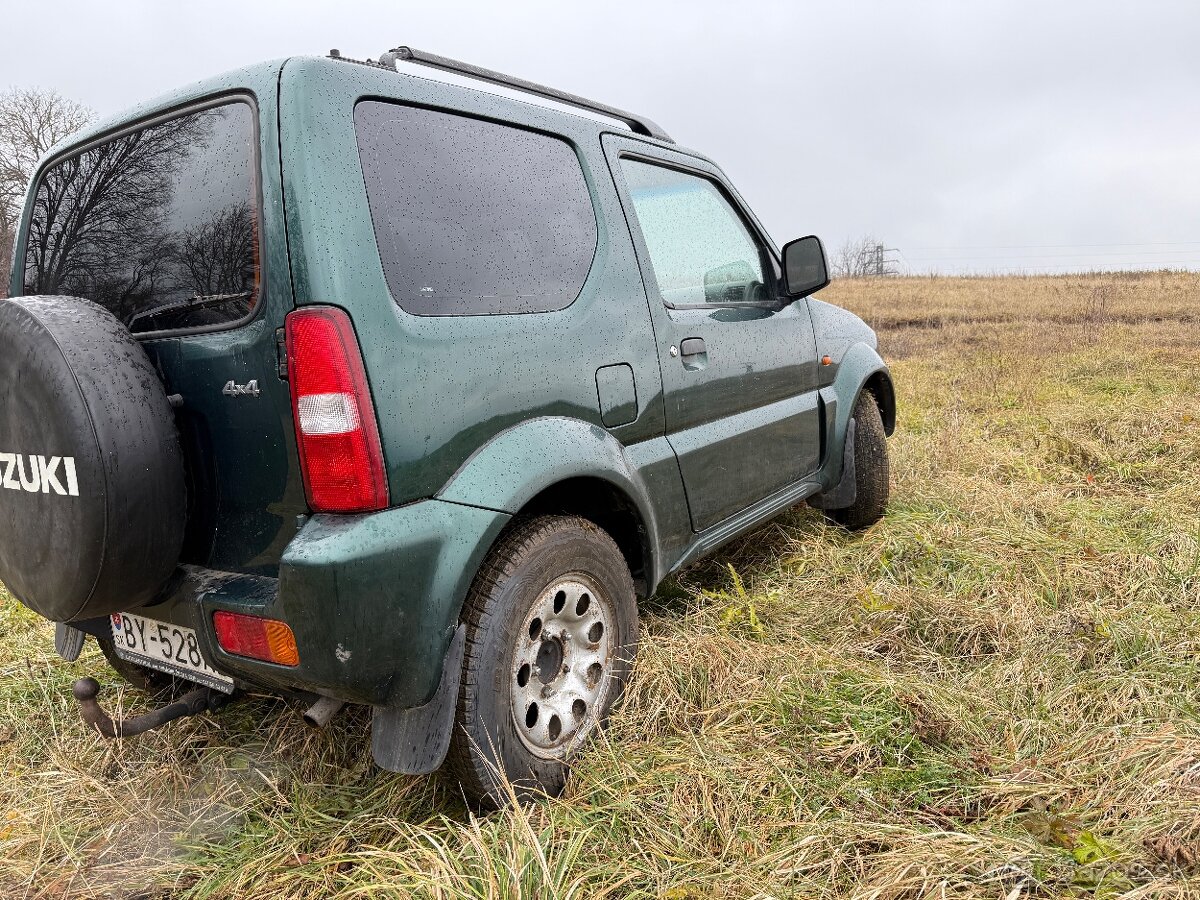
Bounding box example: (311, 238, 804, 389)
(213, 610, 300, 666)
(285, 306, 389, 513)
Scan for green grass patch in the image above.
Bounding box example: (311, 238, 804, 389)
(3, 276, 1200, 897)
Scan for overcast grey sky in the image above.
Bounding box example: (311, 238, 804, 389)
(4, 0, 1199, 274)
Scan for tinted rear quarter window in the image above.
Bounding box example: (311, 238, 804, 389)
(22, 100, 260, 334)
(354, 101, 598, 316)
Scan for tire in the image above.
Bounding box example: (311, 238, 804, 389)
(0, 296, 186, 622)
(826, 392, 890, 530)
(445, 515, 638, 808)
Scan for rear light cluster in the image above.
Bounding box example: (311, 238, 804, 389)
(213, 610, 300, 666)
(285, 306, 389, 513)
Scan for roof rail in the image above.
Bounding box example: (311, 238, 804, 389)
(372, 45, 674, 143)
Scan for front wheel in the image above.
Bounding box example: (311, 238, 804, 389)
(445, 515, 638, 808)
(825, 392, 890, 530)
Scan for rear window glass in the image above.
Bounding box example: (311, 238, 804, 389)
(354, 101, 597, 316)
(22, 101, 259, 334)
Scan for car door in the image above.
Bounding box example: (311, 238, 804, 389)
(603, 135, 822, 533)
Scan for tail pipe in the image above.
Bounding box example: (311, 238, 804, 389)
(303, 695, 346, 728)
(73, 677, 230, 738)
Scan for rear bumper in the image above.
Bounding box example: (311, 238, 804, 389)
(109, 499, 509, 708)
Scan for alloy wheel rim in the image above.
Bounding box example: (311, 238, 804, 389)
(510, 575, 615, 758)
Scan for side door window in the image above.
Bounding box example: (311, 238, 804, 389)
(619, 158, 775, 308)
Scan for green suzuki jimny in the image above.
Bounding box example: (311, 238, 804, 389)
(0, 46, 894, 805)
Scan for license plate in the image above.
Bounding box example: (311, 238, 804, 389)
(110, 613, 234, 693)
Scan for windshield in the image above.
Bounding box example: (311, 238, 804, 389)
(21, 100, 260, 334)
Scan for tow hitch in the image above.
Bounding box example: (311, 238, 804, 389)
(72, 677, 233, 738)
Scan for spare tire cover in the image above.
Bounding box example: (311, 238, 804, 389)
(0, 296, 186, 622)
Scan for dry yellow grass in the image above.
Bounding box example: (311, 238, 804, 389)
(1, 271, 1198, 898)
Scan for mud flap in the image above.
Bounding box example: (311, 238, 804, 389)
(808, 419, 858, 510)
(55, 622, 86, 662)
(371, 624, 464, 775)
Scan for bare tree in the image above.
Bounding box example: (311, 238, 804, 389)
(22, 109, 215, 319)
(0, 88, 93, 298)
(833, 234, 900, 278)
(0, 202, 11, 298)
(174, 201, 258, 298)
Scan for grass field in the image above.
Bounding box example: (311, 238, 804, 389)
(2, 272, 1198, 899)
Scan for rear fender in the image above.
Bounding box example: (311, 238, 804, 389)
(436, 416, 665, 586)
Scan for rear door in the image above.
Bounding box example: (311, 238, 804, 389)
(17, 91, 303, 574)
(604, 136, 822, 532)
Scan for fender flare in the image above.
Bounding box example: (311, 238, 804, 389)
(817, 343, 894, 492)
(436, 416, 664, 583)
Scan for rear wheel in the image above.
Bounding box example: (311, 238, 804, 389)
(445, 515, 638, 808)
(826, 392, 890, 530)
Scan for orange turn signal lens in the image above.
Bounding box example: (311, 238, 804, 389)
(821, 355, 833, 366)
(213, 610, 300, 667)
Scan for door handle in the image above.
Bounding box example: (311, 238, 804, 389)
(678, 337, 708, 371)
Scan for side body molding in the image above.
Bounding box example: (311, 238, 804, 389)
(436, 416, 689, 592)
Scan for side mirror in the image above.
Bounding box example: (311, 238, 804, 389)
(781, 235, 830, 298)
(703, 260, 761, 304)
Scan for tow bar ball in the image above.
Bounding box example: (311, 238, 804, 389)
(72, 676, 229, 739)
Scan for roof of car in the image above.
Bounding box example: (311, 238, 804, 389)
(35, 51, 684, 175)
(346, 45, 672, 142)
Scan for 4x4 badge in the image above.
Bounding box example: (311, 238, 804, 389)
(222, 379, 260, 398)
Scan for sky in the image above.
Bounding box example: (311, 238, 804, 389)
(4, 0, 1199, 274)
